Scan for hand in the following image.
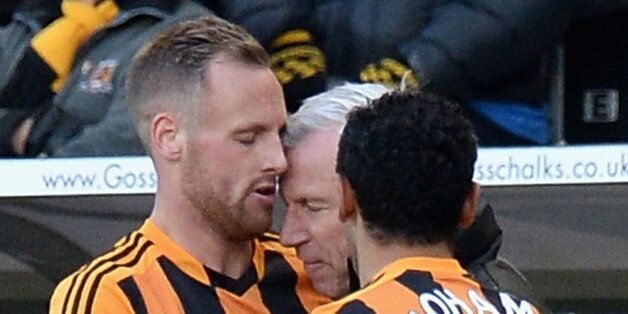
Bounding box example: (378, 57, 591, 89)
(11, 117, 34, 156)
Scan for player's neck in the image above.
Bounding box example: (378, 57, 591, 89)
(354, 218, 453, 287)
(151, 190, 253, 279)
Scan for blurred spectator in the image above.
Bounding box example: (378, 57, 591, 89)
(0, 0, 62, 156)
(209, 1, 325, 113)
(223, 0, 628, 146)
(0, 0, 209, 157)
(1, 0, 62, 89)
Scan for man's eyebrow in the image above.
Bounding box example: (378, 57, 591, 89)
(233, 124, 267, 133)
(234, 122, 286, 134)
(302, 197, 330, 204)
(284, 195, 327, 204)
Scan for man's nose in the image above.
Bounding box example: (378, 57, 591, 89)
(280, 207, 310, 247)
(263, 136, 288, 175)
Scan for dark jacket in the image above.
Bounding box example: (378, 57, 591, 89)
(207, 0, 312, 47)
(308, 0, 627, 102)
(455, 204, 551, 313)
(225, 0, 628, 103)
(225, 0, 628, 145)
(212, 0, 324, 113)
(0, 0, 62, 110)
(0, 0, 62, 156)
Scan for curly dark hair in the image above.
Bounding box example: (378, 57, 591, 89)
(336, 90, 477, 245)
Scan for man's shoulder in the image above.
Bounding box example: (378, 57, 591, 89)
(49, 230, 157, 313)
(312, 277, 399, 314)
(314, 263, 543, 314)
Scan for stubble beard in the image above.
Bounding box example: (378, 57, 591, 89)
(180, 163, 247, 242)
(183, 177, 270, 241)
(180, 144, 274, 241)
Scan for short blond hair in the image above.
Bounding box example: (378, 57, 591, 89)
(126, 15, 269, 150)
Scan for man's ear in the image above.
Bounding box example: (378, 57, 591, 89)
(459, 182, 481, 229)
(339, 177, 358, 223)
(151, 113, 184, 161)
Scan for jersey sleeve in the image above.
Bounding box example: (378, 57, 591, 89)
(49, 275, 134, 314)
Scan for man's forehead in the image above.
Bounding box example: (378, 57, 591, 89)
(281, 172, 340, 204)
(287, 129, 340, 162)
(282, 130, 342, 199)
(197, 61, 286, 128)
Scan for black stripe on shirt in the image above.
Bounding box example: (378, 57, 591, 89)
(204, 263, 257, 296)
(68, 232, 141, 314)
(395, 270, 451, 313)
(118, 277, 148, 314)
(83, 239, 153, 313)
(395, 270, 444, 294)
(339, 299, 377, 314)
(158, 256, 226, 314)
(59, 265, 86, 314)
(397, 270, 501, 314)
(258, 250, 307, 313)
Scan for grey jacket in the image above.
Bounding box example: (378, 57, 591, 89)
(0, 13, 40, 92)
(27, 1, 209, 157)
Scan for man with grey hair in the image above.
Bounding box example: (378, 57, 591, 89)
(50, 15, 328, 313)
(280, 83, 387, 299)
(280, 83, 547, 310)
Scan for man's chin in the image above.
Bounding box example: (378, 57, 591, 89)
(314, 280, 349, 300)
(245, 194, 274, 216)
(242, 216, 273, 238)
(226, 216, 272, 241)
(310, 271, 350, 300)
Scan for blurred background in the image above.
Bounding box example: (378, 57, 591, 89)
(1, 0, 628, 312)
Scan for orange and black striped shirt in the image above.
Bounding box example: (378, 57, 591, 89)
(313, 257, 540, 314)
(50, 219, 330, 313)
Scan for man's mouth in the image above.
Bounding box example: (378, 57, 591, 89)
(253, 184, 276, 203)
(303, 260, 325, 274)
(254, 185, 276, 196)
(298, 252, 324, 271)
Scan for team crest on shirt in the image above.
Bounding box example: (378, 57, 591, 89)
(80, 59, 118, 93)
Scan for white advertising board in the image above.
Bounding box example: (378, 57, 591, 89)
(1, 145, 628, 197)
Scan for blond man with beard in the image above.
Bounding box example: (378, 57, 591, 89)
(50, 15, 328, 313)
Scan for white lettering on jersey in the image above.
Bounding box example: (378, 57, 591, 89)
(415, 288, 534, 314)
(499, 292, 535, 314)
(468, 290, 500, 314)
(434, 289, 473, 314)
(419, 291, 451, 314)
